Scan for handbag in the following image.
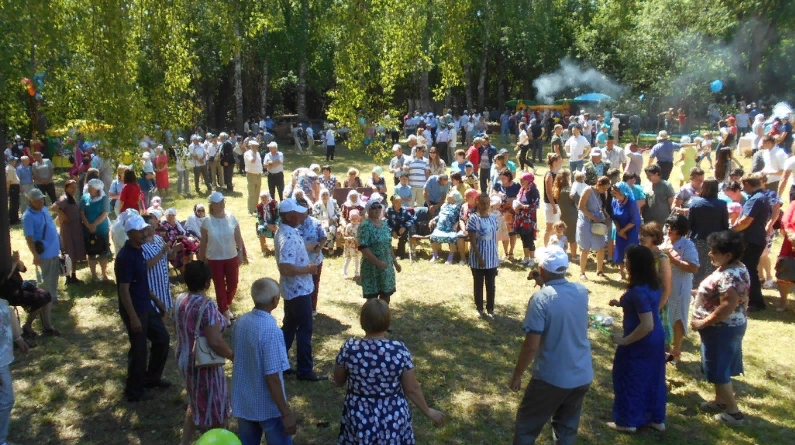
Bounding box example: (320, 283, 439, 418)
(591, 222, 608, 236)
(775, 257, 795, 282)
(177, 297, 226, 368)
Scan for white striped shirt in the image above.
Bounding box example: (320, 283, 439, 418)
(142, 236, 173, 312)
(405, 157, 430, 188)
(467, 214, 500, 269)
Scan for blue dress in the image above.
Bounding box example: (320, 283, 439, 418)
(611, 197, 640, 263)
(336, 339, 416, 444)
(576, 187, 606, 250)
(612, 284, 667, 427)
(429, 203, 462, 244)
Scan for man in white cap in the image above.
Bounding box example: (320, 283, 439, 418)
(274, 199, 325, 381)
(263, 141, 285, 200)
(244, 140, 263, 215)
(115, 213, 171, 402)
(21, 188, 60, 337)
(582, 148, 611, 186)
(510, 246, 592, 445)
(206, 133, 224, 190)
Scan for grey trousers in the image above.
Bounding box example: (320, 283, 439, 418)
(514, 379, 590, 445)
(0, 365, 13, 443)
(39, 256, 60, 303)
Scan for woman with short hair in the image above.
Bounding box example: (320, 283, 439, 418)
(691, 230, 749, 425)
(52, 179, 85, 284)
(175, 261, 234, 445)
(333, 299, 445, 444)
(343, 168, 363, 188)
(80, 179, 112, 281)
(119, 169, 144, 213)
(319, 165, 339, 193)
(313, 188, 340, 251)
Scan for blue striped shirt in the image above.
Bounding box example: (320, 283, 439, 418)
(141, 236, 173, 311)
(405, 157, 429, 188)
(467, 214, 500, 269)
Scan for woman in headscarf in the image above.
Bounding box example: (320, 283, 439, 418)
(51, 179, 85, 284)
(752, 113, 765, 152)
(610, 181, 641, 280)
(159, 208, 199, 274)
(513, 171, 540, 266)
(184, 203, 206, 238)
(368, 166, 388, 194)
(313, 188, 340, 251)
(429, 190, 464, 264)
(80, 179, 112, 281)
(293, 188, 313, 211)
(256, 190, 280, 255)
(338, 189, 365, 250)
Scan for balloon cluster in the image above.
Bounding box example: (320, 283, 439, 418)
(20, 72, 45, 100)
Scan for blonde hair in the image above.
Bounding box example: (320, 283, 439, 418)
(573, 171, 585, 183)
(553, 221, 567, 231)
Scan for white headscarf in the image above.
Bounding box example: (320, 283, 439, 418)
(343, 189, 361, 208)
(87, 179, 106, 202)
(319, 188, 337, 218)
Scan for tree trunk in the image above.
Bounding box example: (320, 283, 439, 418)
(296, 0, 309, 119)
(444, 87, 452, 111)
(420, 70, 430, 112)
(477, 0, 491, 110)
(233, 24, 244, 133)
(464, 63, 473, 111)
(260, 29, 269, 118)
(496, 49, 505, 110)
(207, 91, 216, 130)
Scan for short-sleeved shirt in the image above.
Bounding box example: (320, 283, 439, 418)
(115, 242, 153, 314)
(565, 135, 590, 162)
(32, 159, 54, 183)
(625, 151, 644, 176)
(201, 212, 240, 260)
(603, 147, 626, 167)
(297, 216, 326, 264)
(761, 147, 788, 183)
(0, 299, 15, 367)
(466, 214, 499, 269)
(405, 157, 430, 188)
(262, 151, 284, 174)
(649, 141, 681, 163)
(642, 180, 675, 225)
(522, 278, 593, 389)
(693, 263, 749, 327)
(275, 224, 314, 299)
(22, 208, 60, 259)
(741, 189, 771, 246)
(16, 165, 33, 185)
(393, 183, 413, 201)
(232, 309, 290, 421)
(424, 176, 450, 204)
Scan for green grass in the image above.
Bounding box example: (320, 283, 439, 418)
(7, 142, 795, 444)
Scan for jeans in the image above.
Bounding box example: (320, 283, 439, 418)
(472, 267, 497, 313)
(193, 165, 212, 192)
(514, 379, 590, 445)
(0, 365, 14, 443)
(209, 257, 239, 314)
(742, 242, 765, 309)
(247, 173, 262, 214)
(268, 171, 285, 201)
(531, 139, 544, 163)
(501, 126, 511, 144)
(119, 304, 170, 400)
(568, 160, 584, 176)
(176, 170, 189, 194)
(238, 417, 293, 445)
(8, 184, 20, 223)
(282, 294, 314, 377)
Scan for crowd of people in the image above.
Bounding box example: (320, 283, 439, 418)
(1, 101, 793, 444)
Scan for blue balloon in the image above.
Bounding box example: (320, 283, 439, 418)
(710, 80, 723, 93)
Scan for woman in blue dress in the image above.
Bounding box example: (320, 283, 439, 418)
(608, 244, 667, 433)
(429, 190, 464, 264)
(80, 179, 112, 281)
(333, 299, 445, 444)
(610, 181, 641, 280)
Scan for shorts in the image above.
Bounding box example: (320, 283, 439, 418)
(699, 323, 746, 384)
(544, 203, 560, 224)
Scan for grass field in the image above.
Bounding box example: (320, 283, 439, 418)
(6, 141, 795, 445)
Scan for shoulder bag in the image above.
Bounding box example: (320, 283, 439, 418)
(34, 215, 47, 254)
(178, 297, 226, 368)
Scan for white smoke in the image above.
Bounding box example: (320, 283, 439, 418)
(533, 58, 627, 103)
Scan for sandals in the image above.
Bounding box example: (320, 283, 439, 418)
(596, 271, 606, 278)
(22, 326, 39, 339)
(580, 274, 589, 282)
(700, 401, 727, 413)
(42, 327, 61, 337)
(606, 422, 636, 433)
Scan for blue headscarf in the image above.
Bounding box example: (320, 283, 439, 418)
(614, 181, 635, 204)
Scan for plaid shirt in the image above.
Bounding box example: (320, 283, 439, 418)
(231, 309, 290, 421)
(385, 206, 415, 232)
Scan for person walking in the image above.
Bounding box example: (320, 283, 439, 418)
(263, 142, 285, 201)
(274, 199, 325, 381)
(244, 140, 263, 215)
(509, 246, 593, 445)
(115, 214, 170, 402)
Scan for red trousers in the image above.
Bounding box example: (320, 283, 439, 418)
(311, 262, 323, 311)
(209, 258, 239, 314)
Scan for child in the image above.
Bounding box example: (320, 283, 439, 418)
(570, 170, 588, 201)
(147, 196, 163, 215)
(548, 221, 568, 251)
(462, 162, 479, 190)
(256, 190, 279, 255)
(450, 171, 469, 197)
(141, 151, 157, 193)
(490, 195, 509, 261)
(342, 210, 361, 279)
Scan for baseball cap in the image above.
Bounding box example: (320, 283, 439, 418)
(465, 161, 474, 168)
(27, 188, 45, 201)
(208, 191, 225, 204)
(535, 247, 569, 273)
(279, 199, 308, 214)
(590, 148, 602, 157)
(124, 215, 149, 232)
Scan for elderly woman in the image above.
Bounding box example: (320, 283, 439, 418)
(80, 179, 112, 281)
(109, 165, 127, 214)
(492, 168, 522, 261)
(185, 204, 205, 238)
(343, 167, 363, 188)
(199, 192, 247, 323)
(691, 230, 749, 425)
(333, 299, 444, 444)
(368, 166, 388, 194)
(610, 182, 641, 280)
(429, 190, 464, 264)
(358, 199, 401, 302)
(663, 214, 700, 364)
(468, 193, 500, 317)
(313, 188, 340, 251)
(513, 171, 540, 266)
(607, 245, 667, 433)
(142, 214, 179, 314)
(256, 190, 280, 255)
(51, 179, 85, 284)
(577, 176, 610, 280)
(174, 261, 234, 445)
(386, 194, 415, 259)
(639, 222, 673, 351)
(688, 178, 729, 287)
(159, 208, 199, 274)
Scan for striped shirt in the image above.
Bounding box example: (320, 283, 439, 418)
(405, 157, 430, 188)
(467, 213, 500, 269)
(141, 236, 173, 312)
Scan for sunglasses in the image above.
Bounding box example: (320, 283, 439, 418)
(369, 204, 383, 210)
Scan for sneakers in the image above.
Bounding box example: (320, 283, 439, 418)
(715, 411, 744, 425)
(459, 260, 467, 266)
(699, 401, 727, 413)
(526, 259, 537, 267)
(605, 422, 636, 433)
(763, 279, 777, 289)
